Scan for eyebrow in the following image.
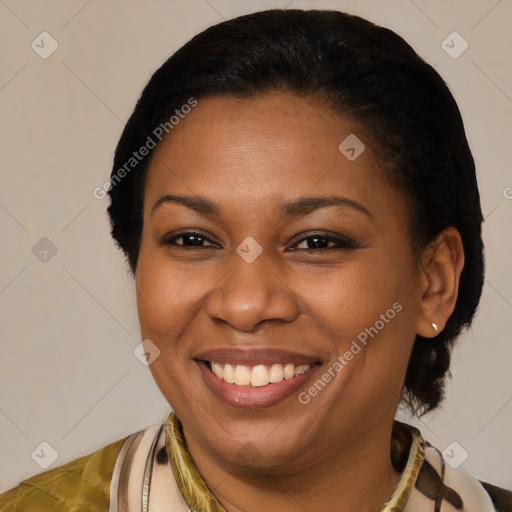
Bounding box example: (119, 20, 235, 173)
(151, 194, 373, 219)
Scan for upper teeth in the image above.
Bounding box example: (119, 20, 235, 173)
(210, 362, 312, 387)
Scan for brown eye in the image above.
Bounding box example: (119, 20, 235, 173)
(291, 233, 357, 251)
(162, 231, 218, 248)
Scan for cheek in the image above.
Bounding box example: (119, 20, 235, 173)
(135, 254, 201, 393)
(310, 251, 417, 377)
(304, 257, 403, 329)
(135, 249, 199, 336)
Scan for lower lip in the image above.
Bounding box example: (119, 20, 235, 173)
(197, 361, 320, 409)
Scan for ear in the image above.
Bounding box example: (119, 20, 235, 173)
(415, 227, 465, 338)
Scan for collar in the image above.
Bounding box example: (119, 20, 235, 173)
(165, 412, 426, 512)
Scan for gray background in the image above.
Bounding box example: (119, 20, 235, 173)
(1, 0, 511, 492)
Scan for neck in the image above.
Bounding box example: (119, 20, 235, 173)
(182, 420, 402, 512)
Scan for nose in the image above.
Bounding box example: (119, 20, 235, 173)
(205, 248, 300, 332)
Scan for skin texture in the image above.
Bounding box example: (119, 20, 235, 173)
(135, 92, 465, 512)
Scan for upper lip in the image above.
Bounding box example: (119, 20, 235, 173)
(194, 348, 321, 366)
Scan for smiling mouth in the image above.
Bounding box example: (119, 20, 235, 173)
(204, 361, 319, 387)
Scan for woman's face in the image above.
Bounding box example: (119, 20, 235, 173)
(136, 92, 425, 472)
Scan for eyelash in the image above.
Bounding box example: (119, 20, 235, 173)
(161, 230, 357, 251)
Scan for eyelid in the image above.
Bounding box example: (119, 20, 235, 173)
(289, 231, 357, 250)
(161, 229, 219, 247)
(161, 230, 358, 250)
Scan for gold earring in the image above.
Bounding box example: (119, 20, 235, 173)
(431, 322, 439, 335)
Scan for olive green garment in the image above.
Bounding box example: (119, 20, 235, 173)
(0, 436, 128, 511)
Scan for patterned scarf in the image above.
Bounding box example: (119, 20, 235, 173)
(164, 412, 426, 511)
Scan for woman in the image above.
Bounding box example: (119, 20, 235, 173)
(1, 8, 510, 512)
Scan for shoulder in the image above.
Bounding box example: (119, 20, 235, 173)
(0, 435, 130, 512)
(480, 481, 512, 512)
(410, 433, 512, 512)
(392, 421, 512, 512)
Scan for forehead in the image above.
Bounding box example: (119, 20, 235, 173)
(143, 92, 399, 218)
(149, 92, 366, 161)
